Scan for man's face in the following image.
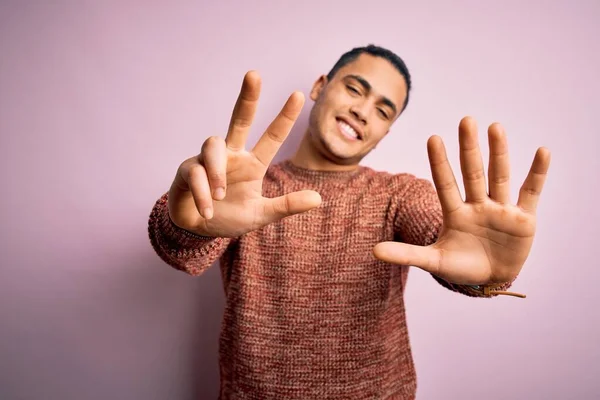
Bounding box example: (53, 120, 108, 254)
(307, 53, 408, 166)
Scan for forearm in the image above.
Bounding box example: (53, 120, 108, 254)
(148, 192, 231, 276)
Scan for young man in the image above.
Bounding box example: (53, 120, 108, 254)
(148, 45, 550, 399)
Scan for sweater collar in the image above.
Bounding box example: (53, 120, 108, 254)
(278, 159, 364, 185)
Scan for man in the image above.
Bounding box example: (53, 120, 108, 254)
(148, 44, 550, 399)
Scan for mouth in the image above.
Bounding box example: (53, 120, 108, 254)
(335, 117, 363, 141)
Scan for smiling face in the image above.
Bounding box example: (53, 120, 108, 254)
(306, 53, 408, 166)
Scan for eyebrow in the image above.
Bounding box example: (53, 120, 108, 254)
(344, 74, 398, 116)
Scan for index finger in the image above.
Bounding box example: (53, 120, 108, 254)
(251, 91, 305, 167)
(427, 135, 463, 214)
(225, 71, 261, 150)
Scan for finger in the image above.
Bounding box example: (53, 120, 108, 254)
(517, 147, 551, 213)
(200, 136, 228, 200)
(373, 242, 490, 284)
(459, 116, 487, 203)
(487, 123, 511, 204)
(373, 242, 441, 275)
(258, 190, 321, 225)
(187, 163, 214, 219)
(427, 135, 463, 214)
(252, 91, 305, 167)
(225, 71, 261, 150)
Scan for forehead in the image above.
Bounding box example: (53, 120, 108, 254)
(333, 53, 407, 106)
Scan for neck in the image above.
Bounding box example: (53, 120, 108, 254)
(290, 129, 359, 172)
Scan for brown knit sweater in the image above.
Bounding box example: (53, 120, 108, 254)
(148, 160, 492, 400)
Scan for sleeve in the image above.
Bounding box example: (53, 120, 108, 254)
(147, 192, 233, 276)
(391, 175, 517, 298)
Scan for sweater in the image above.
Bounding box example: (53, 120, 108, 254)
(148, 160, 497, 400)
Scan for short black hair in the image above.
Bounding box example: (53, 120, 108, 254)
(326, 44, 412, 112)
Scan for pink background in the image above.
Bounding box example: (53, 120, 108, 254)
(1, 1, 598, 399)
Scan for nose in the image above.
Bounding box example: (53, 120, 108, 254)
(349, 104, 368, 125)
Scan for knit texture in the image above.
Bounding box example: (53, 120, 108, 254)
(148, 160, 506, 400)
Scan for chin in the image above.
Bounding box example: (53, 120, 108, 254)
(309, 123, 360, 163)
(321, 140, 362, 165)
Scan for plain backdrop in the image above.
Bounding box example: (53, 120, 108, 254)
(1, 1, 598, 399)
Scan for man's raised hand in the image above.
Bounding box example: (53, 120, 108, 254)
(168, 71, 321, 238)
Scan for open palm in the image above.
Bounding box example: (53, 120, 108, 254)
(374, 117, 551, 286)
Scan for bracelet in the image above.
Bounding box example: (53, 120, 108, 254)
(468, 285, 526, 298)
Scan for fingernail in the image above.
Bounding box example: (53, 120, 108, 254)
(203, 207, 213, 219)
(214, 188, 225, 200)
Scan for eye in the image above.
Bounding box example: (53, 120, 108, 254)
(377, 108, 389, 119)
(346, 85, 360, 95)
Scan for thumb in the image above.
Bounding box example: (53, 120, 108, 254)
(259, 190, 322, 225)
(373, 241, 441, 274)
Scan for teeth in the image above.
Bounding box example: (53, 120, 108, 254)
(339, 120, 358, 139)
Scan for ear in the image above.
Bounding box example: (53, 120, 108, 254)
(310, 75, 328, 101)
